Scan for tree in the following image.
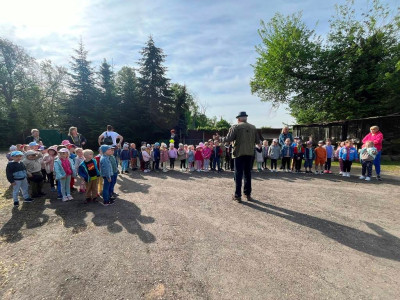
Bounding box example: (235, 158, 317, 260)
(98, 58, 117, 126)
(251, 0, 400, 124)
(138, 36, 175, 134)
(65, 40, 99, 144)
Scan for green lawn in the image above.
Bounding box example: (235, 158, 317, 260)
(330, 160, 400, 175)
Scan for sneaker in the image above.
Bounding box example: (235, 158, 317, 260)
(67, 195, 74, 200)
(323, 170, 328, 174)
(342, 172, 347, 177)
(14, 201, 19, 207)
(315, 171, 319, 174)
(112, 193, 118, 197)
(125, 170, 129, 174)
(328, 170, 332, 174)
(91, 197, 98, 202)
(270, 169, 274, 173)
(57, 195, 62, 200)
(103, 202, 110, 206)
(62, 196, 69, 202)
(23, 198, 34, 203)
(377, 175, 382, 181)
(339, 171, 343, 175)
(346, 173, 351, 177)
(109, 199, 115, 205)
(359, 176, 366, 180)
(51, 187, 56, 192)
(365, 177, 371, 181)
(85, 198, 91, 203)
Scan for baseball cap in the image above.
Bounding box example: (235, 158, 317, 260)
(28, 142, 39, 147)
(11, 151, 24, 157)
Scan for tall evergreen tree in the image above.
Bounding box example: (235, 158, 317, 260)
(138, 36, 175, 135)
(98, 58, 117, 126)
(66, 40, 99, 143)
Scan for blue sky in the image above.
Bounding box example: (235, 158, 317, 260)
(1, 0, 399, 127)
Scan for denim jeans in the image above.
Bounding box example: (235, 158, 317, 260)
(362, 160, 373, 177)
(234, 155, 253, 197)
(60, 176, 71, 197)
(102, 177, 112, 203)
(121, 160, 129, 172)
(110, 173, 117, 194)
(212, 157, 221, 171)
(12, 178, 30, 202)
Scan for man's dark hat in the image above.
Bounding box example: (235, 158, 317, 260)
(236, 111, 248, 118)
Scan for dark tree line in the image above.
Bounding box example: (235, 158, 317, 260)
(0, 36, 230, 148)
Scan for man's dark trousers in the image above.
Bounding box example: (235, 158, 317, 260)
(234, 155, 253, 197)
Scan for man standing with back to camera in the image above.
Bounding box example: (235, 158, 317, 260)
(224, 112, 259, 203)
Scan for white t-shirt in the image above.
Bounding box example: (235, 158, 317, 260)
(101, 131, 120, 145)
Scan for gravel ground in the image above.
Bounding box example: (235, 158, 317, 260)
(0, 157, 399, 300)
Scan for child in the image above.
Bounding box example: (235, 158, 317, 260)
(335, 141, 345, 175)
(220, 142, 226, 171)
(130, 143, 138, 170)
(293, 139, 305, 173)
(142, 145, 151, 173)
(114, 144, 121, 171)
(39, 146, 48, 182)
(78, 149, 101, 203)
(153, 143, 161, 170)
(99, 145, 114, 205)
(202, 142, 211, 172)
(184, 144, 189, 169)
(43, 145, 58, 192)
(268, 139, 280, 172)
(54, 148, 76, 201)
(168, 143, 178, 170)
(209, 141, 215, 170)
(339, 140, 358, 177)
(23, 150, 45, 198)
(139, 146, 145, 172)
(160, 143, 169, 172)
(314, 141, 327, 174)
(212, 140, 223, 172)
(187, 145, 195, 172)
(324, 138, 335, 174)
(7, 145, 18, 161)
(280, 138, 293, 172)
(120, 143, 130, 174)
(95, 147, 103, 196)
(177, 143, 186, 171)
(359, 141, 378, 181)
(28, 142, 40, 151)
(6, 151, 34, 207)
(255, 142, 263, 172)
(109, 146, 119, 198)
(262, 140, 269, 170)
(304, 141, 315, 173)
(74, 148, 86, 193)
(195, 145, 203, 172)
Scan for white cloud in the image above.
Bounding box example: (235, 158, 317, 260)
(1, 0, 398, 128)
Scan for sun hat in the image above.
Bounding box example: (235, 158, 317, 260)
(25, 150, 37, 156)
(61, 140, 71, 146)
(9, 145, 17, 151)
(58, 148, 69, 153)
(273, 138, 278, 143)
(100, 145, 111, 154)
(28, 142, 39, 147)
(154, 142, 160, 147)
(236, 111, 248, 118)
(307, 141, 313, 145)
(318, 140, 324, 144)
(11, 151, 24, 157)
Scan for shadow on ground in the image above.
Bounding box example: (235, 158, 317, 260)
(0, 198, 48, 242)
(242, 199, 400, 262)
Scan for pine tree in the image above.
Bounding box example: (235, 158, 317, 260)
(137, 36, 175, 135)
(66, 40, 99, 143)
(98, 59, 117, 126)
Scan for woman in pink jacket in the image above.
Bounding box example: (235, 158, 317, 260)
(362, 125, 383, 180)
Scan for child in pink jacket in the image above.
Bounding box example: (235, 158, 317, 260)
(202, 142, 212, 172)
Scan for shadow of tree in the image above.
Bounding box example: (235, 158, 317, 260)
(0, 198, 49, 243)
(242, 199, 400, 261)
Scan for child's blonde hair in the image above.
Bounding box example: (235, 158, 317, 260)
(75, 147, 83, 154)
(366, 141, 374, 148)
(83, 149, 93, 158)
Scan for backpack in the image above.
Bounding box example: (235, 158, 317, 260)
(103, 132, 113, 145)
(361, 149, 374, 161)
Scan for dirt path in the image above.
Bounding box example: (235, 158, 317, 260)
(1, 157, 399, 299)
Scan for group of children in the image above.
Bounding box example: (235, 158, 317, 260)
(5, 136, 379, 207)
(6, 141, 119, 207)
(114, 140, 232, 173)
